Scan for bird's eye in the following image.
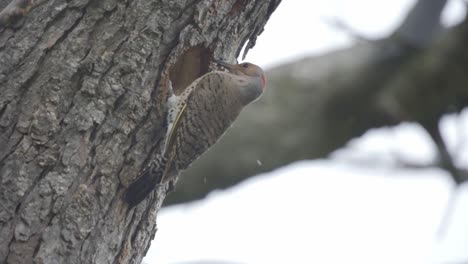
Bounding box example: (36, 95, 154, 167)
(242, 63, 249, 68)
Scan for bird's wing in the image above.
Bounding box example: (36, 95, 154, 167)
(163, 72, 221, 153)
(163, 72, 234, 170)
(164, 101, 187, 155)
(163, 74, 206, 155)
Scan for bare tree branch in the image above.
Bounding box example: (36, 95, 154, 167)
(396, 0, 447, 47)
(422, 121, 465, 184)
(323, 17, 370, 42)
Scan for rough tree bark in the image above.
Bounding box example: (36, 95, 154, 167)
(0, 0, 281, 263)
(166, 0, 468, 206)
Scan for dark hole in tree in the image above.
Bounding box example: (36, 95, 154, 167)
(169, 45, 212, 95)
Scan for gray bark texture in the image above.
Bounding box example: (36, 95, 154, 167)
(165, 0, 468, 206)
(0, 0, 281, 263)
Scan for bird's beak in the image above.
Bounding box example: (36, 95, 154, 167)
(213, 59, 236, 72)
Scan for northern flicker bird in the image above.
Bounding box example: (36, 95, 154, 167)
(124, 59, 266, 207)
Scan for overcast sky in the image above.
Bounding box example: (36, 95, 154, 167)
(246, 0, 465, 68)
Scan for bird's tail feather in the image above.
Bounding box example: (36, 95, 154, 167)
(124, 156, 167, 208)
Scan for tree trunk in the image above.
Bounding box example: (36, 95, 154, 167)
(165, 0, 468, 206)
(0, 0, 280, 263)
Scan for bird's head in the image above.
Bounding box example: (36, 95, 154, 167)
(214, 60, 266, 90)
